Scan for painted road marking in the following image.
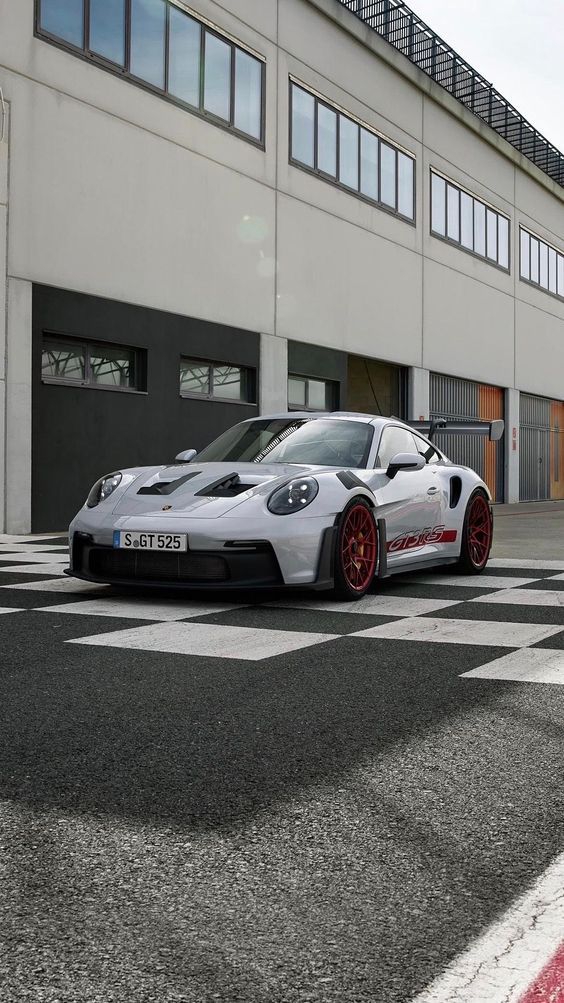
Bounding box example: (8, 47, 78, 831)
(471, 588, 564, 607)
(0, 563, 67, 576)
(38, 598, 247, 621)
(0, 551, 68, 564)
(351, 617, 562, 647)
(68, 622, 339, 660)
(461, 648, 564, 685)
(0, 578, 110, 594)
(488, 558, 564, 571)
(268, 596, 460, 617)
(400, 575, 539, 590)
(409, 853, 564, 1003)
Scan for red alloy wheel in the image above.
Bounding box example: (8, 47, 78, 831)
(467, 493, 492, 568)
(339, 503, 378, 592)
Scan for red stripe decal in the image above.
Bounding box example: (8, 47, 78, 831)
(519, 941, 564, 1002)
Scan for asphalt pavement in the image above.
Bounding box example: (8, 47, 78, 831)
(0, 519, 562, 1002)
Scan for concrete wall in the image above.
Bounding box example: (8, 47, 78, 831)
(1, 0, 564, 526)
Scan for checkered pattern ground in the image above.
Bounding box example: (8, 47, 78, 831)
(1, 535, 564, 684)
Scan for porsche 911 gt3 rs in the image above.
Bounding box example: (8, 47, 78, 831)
(67, 412, 502, 599)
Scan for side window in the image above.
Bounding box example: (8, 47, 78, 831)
(376, 426, 418, 468)
(413, 433, 442, 464)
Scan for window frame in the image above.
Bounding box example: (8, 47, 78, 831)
(41, 333, 146, 394)
(179, 356, 257, 405)
(519, 226, 564, 303)
(35, 0, 266, 148)
(289, 79, 416, 225)
(429, 169, 511, 273)
(287, 373, 339, 412)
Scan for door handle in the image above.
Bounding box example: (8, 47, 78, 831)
(427, 486, 439, 495)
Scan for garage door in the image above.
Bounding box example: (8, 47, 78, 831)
(430, 374, 505, 502)
(520, 394, 564, 501)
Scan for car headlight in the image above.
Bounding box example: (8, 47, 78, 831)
(86, 472, 123, 508)
(268, 477, 319, 515)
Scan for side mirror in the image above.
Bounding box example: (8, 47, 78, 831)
(386, 451, 425, 480)
(175, 448, 197, 464)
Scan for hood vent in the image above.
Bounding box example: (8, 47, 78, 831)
(194, 473, 255, 498)
(138, 471, 201, 495)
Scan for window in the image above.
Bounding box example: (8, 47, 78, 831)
(412, 433, 441, 464)
(41, 335, 143, 390)
(376, 426, 418, 468)
(290, 82, 415, 222)
(430, 170, 510, 270)
(288, 375, 338, 411)
(36, 0, 265, 144)
(180, 358, 256, 403)
(520, 227, 564, 300)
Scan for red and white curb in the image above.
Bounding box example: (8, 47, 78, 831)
(410, 853, 564, 1002)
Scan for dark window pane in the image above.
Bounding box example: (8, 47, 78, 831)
(486, 209, 497, 261)
(288, 377, 306, 408)
(530, 237, 539, 282)
(539, 241, 548, 288)
(474, 201, 486, 256)
(397, 153, 414, 218)
(460, 192, 473, 249)
(204, 32, 231, 121)
(90, 345, 135, 387)
(130, 0, 166, 88)
(360, 129, 378, 200)
(549, 247, 557, 293)
(339, 116, 359, 190)
(431, 174, 446, 235)
(40, 0, 83, 46)
(498, 216, 509, 269)
(168, 7, 200, 107)
(89, 0, 125, 65)
(291, 85, 314, 167)
(317, 104, 337, 177)
(42, 341, 85, 381)
(380, 143, 396, 208)
(447, 185, 460, 241)
(180, 361, 211, 395)
(520, 230, 530, 279)
(213, 365, 244, 400)
(234, 50, 262, 139)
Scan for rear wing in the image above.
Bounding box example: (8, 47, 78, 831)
(408, 417, 505, 443)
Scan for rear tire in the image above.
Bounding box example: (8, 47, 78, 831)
(457, 489, 493, 573)
(333, 498, 378, 600)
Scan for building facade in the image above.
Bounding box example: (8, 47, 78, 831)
(1, 0, 564, 530)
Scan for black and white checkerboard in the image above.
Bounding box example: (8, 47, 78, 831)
(1, 535, 564, 684)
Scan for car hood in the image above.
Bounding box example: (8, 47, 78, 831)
(111, 462, 327, 519)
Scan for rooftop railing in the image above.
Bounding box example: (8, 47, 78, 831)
(337, 0, 564, 188)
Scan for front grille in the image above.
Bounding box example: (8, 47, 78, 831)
(89, 548, 230, 583)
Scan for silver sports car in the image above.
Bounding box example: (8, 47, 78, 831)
(67, 412, 502, 599)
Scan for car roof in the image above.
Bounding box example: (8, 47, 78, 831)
(251, 411, 393, 427)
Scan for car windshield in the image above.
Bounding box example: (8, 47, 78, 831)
(196, 418, 374, 467)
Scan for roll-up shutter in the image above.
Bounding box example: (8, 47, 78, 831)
(519, 394, 564, 501)
(430, 374, 504, 502)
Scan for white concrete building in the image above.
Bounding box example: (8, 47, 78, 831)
(1, 0, 564, 529)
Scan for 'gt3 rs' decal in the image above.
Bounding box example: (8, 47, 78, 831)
(387, 526, 458, 552)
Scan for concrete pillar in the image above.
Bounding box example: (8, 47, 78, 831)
(5, 278, 33, 534)
(0, 100, 8, 533)
(260, 333, 288, 414)
(407, 366, 430, 421)
(505, 388, 520, 503)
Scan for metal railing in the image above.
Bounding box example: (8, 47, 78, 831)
(337, 0, 564, 188)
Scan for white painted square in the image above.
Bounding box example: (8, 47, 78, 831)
(68, 622, 339, 660)
(350, 617, 562, 647)
(0, 577, 109, 594)
(37, 598, 246, 621)
(0, 563, 67, 577)
(470, 588, 564, 607)
(0, 607, 24, 615)
(0, 534, 65, 544)
(544, 573, 564, 582)
(460, 649, 564, 685)
(0, 551, 68, 564)
(0, 543, 68, 553)
(400, 574, 538, 590)
(488, 558, 564, 571)
(268, 595, 459, 617)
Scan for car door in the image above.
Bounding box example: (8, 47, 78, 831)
(371, 425, 446, 567)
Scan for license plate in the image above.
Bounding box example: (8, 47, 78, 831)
(113, 531, 187, 552)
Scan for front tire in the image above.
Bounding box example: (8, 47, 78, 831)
(457, 489, 493, 573)
(333, 498, 378, 600)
